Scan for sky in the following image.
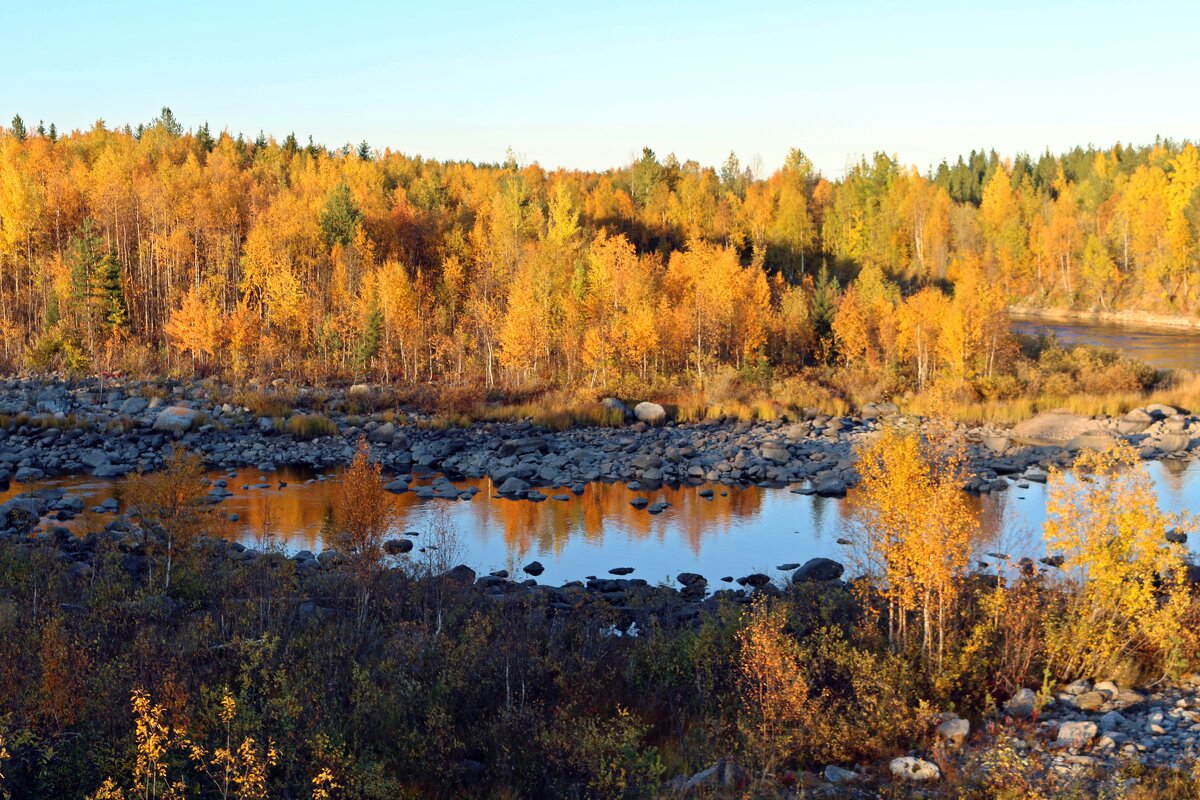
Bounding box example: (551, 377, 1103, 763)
(2, 0, 1197, 177)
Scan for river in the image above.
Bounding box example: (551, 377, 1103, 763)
(1009, 313, 1200, 372)
(8, 457, 1199, 584)
(6, 316, 1199, 583)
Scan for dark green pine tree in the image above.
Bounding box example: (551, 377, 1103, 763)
(95, 252, 128, 333)
(45, 290, 61, 328)
(811, 262, 841, 363)
(10, 114, 26, 142)
(196, 122, 215, 153)
(358, 296, 384, 372)
(357, 140, 372, 161)
(319, 183, 362, 248)
(47, 122, 57, 143)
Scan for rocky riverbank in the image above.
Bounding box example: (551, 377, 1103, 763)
(0, 379, 1196, 502)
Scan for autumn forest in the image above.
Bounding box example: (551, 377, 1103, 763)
(3, 109, 1199, 398)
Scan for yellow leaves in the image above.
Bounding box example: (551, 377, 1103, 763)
(164, 284, 219, 364)
(735, 596, 809, 780)
(848, 424, 975, 662)
(219, 689, 237, 726)
(1042, 440, 1195, 677)
(311, 768, 339, 800)
(0, 730, 8, 797)
(331, 438, 395, 583)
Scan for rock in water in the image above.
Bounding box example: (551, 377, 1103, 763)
(792, 557, 844, 583)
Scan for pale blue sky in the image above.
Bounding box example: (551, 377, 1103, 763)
(2, 0, 1195, 176)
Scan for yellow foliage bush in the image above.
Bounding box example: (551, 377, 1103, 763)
(1042, 440, 1196, 680)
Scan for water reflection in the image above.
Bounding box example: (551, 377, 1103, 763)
(6, 459, 1199, 584)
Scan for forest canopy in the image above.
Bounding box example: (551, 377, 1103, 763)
(1, 109, 1197, 391)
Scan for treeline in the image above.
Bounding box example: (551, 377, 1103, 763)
(1, 109, 1197, 392)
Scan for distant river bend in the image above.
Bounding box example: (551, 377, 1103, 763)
(1009, 313, 1200, 372)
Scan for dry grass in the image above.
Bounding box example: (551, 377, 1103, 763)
(232, 387, 295, 418)
(279, 413, 338, 439)
(903, 371, 1200, 425)
(476, 401, 626, 431)
(0, 412, 91, 431)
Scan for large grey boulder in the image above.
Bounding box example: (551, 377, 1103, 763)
(497, 476, 529, 495)
(1011, 412, 1101, 443)
(13, 467, 44, 483)
(152, 406, 201, 433)
(119, 396, 150, 416)
(633, 402, 667, 425)
(0, 495, 45, 532)
(368, 422, 396, 443)
(792, 557, 844, 583)
(761, 444, 790, 464)
(1004, 688, 1037, 719)
(1159, 432, 1192, 452)
(1057, 720, 1097, 747)
(936, 717, 970, 746)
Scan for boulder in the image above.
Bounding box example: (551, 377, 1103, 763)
(1074, 691, 1107, 711)
(814, 477, 846, 497)
(497, 477, 529, 496)
(983, 435, 1012, 455)
(792, 557, 844, 583)
(823, 765, 859, 784)
(0, 496, 44, 532)
(13, 467, 44, 483)
(600, 397, 631, 420)
(382, 537, 414, 555)
(889, 757, 940, 782)
(119, 396, 150, 416)
(444, 564, 476, 583)
(761, 444, 790, 465)
(1011, 412, 1101, 443)
(1158, 432, 1192, 452)
(367, 422, 396, 443)
(1145, 403, 1179, 418)
(78, 449, 110, 468)
(1004, 688, 1037, 719)
(936, 717, 970, 746)
(1056, 720, 1097, 748)
(633, 402, 667, 425)
(1067, 429, 1118, 452)
(152, 406, 201, 433)
(523, 560, 545, 576)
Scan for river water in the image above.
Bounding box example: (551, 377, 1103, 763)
(1009, 314, 1200, 372)
(5, 315, 1197, 583)
(7, 457, 1199, 584)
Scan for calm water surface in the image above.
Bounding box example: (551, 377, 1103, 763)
(9, 460, 1200, 583)
(1010, 314, 1200, 372)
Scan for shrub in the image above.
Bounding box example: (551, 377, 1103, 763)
(1042, 440, 1196, 681)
